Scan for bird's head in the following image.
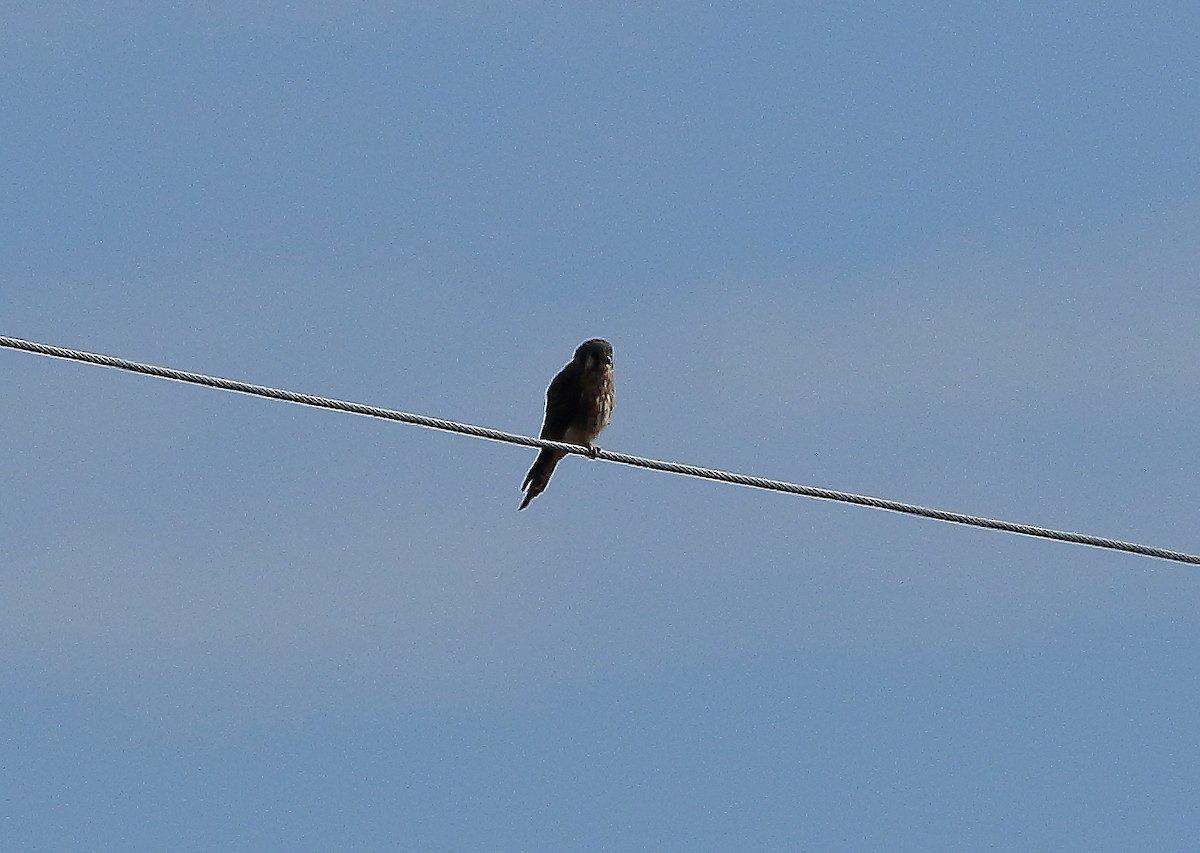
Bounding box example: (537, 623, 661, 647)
(574, 338, 614, 371)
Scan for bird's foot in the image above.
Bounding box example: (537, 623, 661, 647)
(585, 443, 601, 459)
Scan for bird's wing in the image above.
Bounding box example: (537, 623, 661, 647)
(538, 362, 580, 439)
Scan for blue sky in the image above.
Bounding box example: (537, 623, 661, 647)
(3, 2, 1200, 850)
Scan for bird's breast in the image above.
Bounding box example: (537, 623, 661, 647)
(571, 369, 614, 442)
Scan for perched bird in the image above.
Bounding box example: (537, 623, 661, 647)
(519, 338, 615, 510)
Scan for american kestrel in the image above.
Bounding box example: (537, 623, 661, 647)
(519, 338, 615, 510)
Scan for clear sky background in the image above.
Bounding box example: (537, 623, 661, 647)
(4, 3, 1200, 850)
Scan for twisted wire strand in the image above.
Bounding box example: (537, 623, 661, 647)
(3, 334, 1197, 566)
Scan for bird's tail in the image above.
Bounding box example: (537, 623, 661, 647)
(519, 449, 566, 510)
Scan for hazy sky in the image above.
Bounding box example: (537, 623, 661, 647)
(4, 3, 1200, 850)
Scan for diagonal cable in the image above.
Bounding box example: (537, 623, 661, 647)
(3, 333, 1197, 566)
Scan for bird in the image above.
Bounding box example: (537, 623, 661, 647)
(519, 338, 615, 510)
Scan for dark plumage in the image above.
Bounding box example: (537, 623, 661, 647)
(519, 338, 615, 510)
